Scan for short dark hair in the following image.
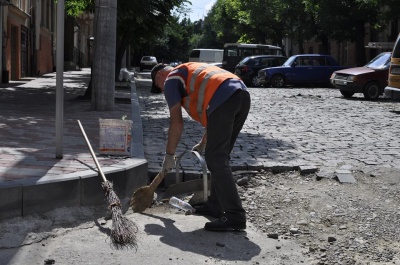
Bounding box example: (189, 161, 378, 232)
(150, 63, 166, 94)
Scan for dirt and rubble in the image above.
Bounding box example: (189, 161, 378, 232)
(1, 166, 399, 265)
(234, 166, 400, 265)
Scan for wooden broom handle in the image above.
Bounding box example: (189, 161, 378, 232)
(77, 120, 108, 183)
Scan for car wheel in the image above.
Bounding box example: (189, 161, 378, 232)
(340, 90, 354, 98)
(363, 82, 380, 100)
(271, 75, 285, 88)
(251, 75, 261, 87)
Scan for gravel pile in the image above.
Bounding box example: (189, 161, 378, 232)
(235, 167, 400, 265)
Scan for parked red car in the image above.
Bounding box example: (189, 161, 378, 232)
(330, 52, 391, 100)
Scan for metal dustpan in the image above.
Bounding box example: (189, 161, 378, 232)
(162, 151, 209, 206)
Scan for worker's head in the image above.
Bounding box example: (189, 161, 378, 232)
(151, 63, 169, 93)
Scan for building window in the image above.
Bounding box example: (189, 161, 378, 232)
(41, 0, 45, 27)
(40, 0, 51, 29)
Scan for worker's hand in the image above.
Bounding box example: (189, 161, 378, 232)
(162, 153, 175, 174)
(192, 142, 206, 154)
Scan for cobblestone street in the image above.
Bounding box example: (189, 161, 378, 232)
(1, 74, 400, 265)
(136, 84, 400, 175)
(136, 85, 400, 264)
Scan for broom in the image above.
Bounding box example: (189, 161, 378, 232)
(130, 171, 165, 213)
(77, 120, 138, 249)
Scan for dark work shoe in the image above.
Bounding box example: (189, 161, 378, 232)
(193, 204, 221, 218)
(204, 215, 246, 232)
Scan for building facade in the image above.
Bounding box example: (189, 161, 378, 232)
(1, 0, 93, 82)
(283, 20, 399, 67)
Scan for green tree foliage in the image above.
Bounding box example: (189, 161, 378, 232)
(65, 0, 400, 67)
(200, 0, 399, 65)
(303, 0, 400, 64)
(206, 0, 241, 44)
(199, 0, 312, 48)
(65, 0, 188, 76)
(115, 0, 188, 76)
(272, 0, 313, 53)
(64, 0, 94, 16)
(188, 20, 204, 49)
(194, 18, 222, 48)
(153, 16, 194, 63)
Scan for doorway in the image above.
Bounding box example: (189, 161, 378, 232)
(10, 25, 18, 80)
(21, 26, 28, 77)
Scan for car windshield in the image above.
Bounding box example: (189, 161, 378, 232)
(365, 53, 391, 69)
(142, 56, 154, 61)
(238, 57, 251, 65)
(282, 56, 296, 66)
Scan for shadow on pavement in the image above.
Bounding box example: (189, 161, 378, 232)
(142, 212, 261, 262)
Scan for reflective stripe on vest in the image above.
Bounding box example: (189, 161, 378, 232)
(180, 63, 239, 126)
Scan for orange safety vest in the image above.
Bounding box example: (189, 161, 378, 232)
(178, 63, 239, 127)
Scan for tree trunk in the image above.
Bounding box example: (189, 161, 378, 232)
(297, 35, 304, 54)
(91, 0, 117, 111)
(115, 31, 129, 81)
(83, 66, 93, 99)
(319, 34, 329, 55)
(354, 21, 366, 66)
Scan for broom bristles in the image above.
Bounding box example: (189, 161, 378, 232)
(102, 181, 138, 249)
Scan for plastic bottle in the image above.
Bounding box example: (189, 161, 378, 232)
(169, 196, 195, 213)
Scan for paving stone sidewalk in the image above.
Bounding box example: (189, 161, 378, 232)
(0, 68, 147, 220)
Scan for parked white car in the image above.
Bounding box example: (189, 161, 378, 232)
(139, 56, 157, 71)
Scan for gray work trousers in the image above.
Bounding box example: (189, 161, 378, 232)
(205, 89, 251, 222)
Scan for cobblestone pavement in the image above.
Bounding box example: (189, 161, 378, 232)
(136, 83, 400, 176)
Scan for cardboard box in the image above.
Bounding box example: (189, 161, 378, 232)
(99, 119, 132, 156)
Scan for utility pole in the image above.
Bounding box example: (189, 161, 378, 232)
(92, 0, 117, 111)
(55, 0, 65, 158)
(0, 0, 8, 83)
(0, 4, 3, 84)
